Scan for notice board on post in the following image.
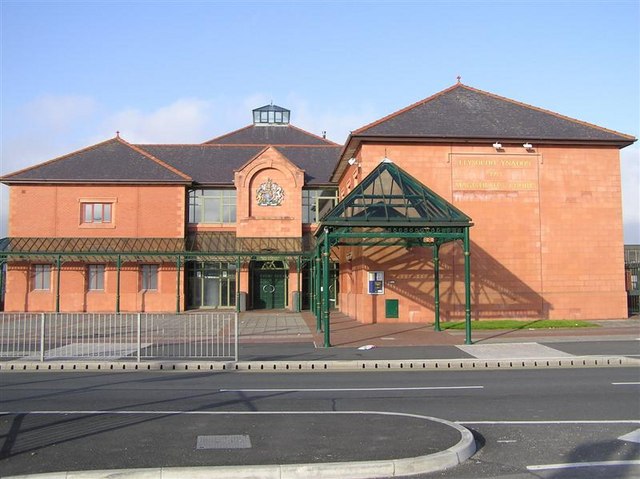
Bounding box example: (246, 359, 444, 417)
(368, 271, 384, 295)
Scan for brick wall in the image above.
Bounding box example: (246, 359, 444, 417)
(9, 184, 185, 238)
(5, 184, 186, 312)
(234, 147, 304, 238)
(338, 142, 627, 322)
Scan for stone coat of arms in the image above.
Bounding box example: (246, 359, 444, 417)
(256, 178, 284, 206)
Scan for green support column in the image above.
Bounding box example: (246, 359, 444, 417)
(463, 229, 472, 345)
(0, 261, 4, 311)
(236, 257, 241, 313)
(115, 255, 121, 313)
(322, 230, 331, 347)
(309, 259, 315, 315)
(55, 255, 62, 313)
(315, 256, 322, 332)
(296, 256, 302, 313)
(433, 243, 441, 332)
(176, 256, 181, 313)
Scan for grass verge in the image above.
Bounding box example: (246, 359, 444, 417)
(440, 319, 599, 330)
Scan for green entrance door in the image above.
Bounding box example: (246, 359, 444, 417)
(252, 261, 287, 309)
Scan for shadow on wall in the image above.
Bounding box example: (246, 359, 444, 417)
(358, 240, 551, 321)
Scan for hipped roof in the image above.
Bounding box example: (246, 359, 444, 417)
(1, 137, 192, 184)
(2, 131, 341, 186)
(353, 83, 635, 143)
(334, 83, 636, 181)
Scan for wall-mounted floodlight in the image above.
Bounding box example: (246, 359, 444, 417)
(347, 157, 358, 166)
(493, 142, 503, 150)
(523, 142, 534, 151)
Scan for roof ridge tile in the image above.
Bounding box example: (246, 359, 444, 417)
(138, 143, 339, 148)
(202, 124, 254, 144)
(1, 137, 120, 180)
(352, 82, 462, 135)
(116, 137, 192, 181)
(353, 82, 635, 142)
(287, 123, 340, 145)
(459, 84, 636, 141)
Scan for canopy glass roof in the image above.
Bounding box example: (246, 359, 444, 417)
(321, 160, 472, 229)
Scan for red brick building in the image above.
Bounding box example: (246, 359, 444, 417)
(1, 83, 635, 325)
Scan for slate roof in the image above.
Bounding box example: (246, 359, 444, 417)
(137, 144, 339, 185)
(1, 138, 191, 184)
(272, 146, 340, 184)
(331, 82, 636, 182)
(138, 145, 264, 185)
(354, 83, 635, 143)
(203, 124, 337, 146)
(1, 125, 340, 186)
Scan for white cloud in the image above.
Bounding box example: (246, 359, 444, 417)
(102, 99, 213, 144)
(282, 92, 378, 144)
(23, 94, 97, 131)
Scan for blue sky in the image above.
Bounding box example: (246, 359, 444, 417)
(1, 0, 639, 240)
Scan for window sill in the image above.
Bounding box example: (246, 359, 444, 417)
(188, 223, 236, 226)
(79, 223, 116, 229)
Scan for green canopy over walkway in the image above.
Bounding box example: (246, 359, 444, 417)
(312, 159, 474, 346)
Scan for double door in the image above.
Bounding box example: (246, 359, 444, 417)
(251, 262, 287, 309)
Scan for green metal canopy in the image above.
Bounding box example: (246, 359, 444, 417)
(0, 233, 314, 262)
(312, 159, 474, 347)
(0, 232, 314, 314)
(322, 159, 471, 227)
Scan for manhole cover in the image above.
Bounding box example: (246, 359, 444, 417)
(196, 434, 252, 449)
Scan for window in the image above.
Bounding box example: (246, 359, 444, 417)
(87, 265, 105, 291)
(32, 264, 51, 290)
(188, 189, 236, 224)
(302, 189, 338, 224)
(141, 264, 159, 291)
(82, 203, 112, 224)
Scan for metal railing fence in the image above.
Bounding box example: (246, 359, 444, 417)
(0, 312, 238, 361)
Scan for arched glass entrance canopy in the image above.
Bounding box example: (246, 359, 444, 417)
(312, 158, 474, 346)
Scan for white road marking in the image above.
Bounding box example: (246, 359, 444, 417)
(496, 440, 517, 443)
(459, 420, 640, 425)
(527, 460, 640, 471)
(612, 382, 640, 385)
(457, 342, 573, 359)
(219, 386, 484, 392)
(618, 428, 640, 443)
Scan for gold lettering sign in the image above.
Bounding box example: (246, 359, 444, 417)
(451, 154, 539, 192)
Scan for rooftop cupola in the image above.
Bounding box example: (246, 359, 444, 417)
(253, 103, 290, 125)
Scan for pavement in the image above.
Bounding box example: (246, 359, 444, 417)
(1, 311, 639, 479)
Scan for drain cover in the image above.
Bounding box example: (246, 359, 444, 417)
(196, 434, 252, 449)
